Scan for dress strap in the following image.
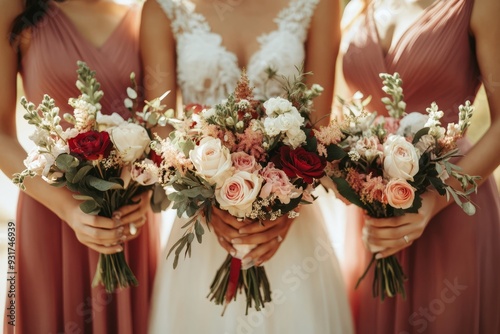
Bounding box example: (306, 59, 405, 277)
(155, 0, 210, 37)
(275, 0, 321, 42)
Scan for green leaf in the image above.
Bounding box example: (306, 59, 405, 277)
(55, 154, 79, 172)
(194, 219, 205, 243)
(411, 127, 431, 145)
(73, 194, 95, 201)
(80, 200, 101, 215)
(326, 144, 347, 162)
(72, 165, 94, 184)
(331, 177, 368, 210)
(86, 175, 123, 191)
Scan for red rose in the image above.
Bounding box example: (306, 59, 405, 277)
(68, 131, 113, 161)
(272, 146, 326, 184)
(149, 149, 163, 166)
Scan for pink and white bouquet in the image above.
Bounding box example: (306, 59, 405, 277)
(146, 72, 326, 314)
(315, 73, 479, 300)
(13, 62, 171, 292)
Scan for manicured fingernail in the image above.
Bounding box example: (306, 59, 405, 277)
(120, 235, 127, 241)
(113, 212, 122, 220)
(230, 249, 236, 257)
(118, 227, 124, 236)
(115, 247, 123, 253)
(375, 253, 383, 260)
(231, 238, 242, 244)
(254, 259, 262, 267)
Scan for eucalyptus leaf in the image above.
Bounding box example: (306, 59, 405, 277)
(86, 175, 123, 191)
(55, 154, 79, 172)
(72, 165, 94, 184)
(80, 200, 101, 215)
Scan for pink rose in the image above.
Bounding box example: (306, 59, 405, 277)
(215, 171, 262, 218)
(384, 179, 416, 209)
(231, 151, 259, 172)
(259, 162, 294, 204)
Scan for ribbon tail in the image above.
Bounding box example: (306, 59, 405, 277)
(222, 257, 242, 315)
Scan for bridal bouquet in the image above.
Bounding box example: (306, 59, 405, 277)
(146, 72, 325, 314)
(13, 61, 171, 292)
(315, 73, 479, 300)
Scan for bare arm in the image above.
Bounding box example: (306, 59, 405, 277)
(140, 0, 177, 137)
(304, 0, 341, 127)
(365, 0, 500, 258)
(0, 1, 131, 254)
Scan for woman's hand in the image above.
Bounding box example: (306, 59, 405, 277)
(111, 190, 153, 242)
(65, 206, 127, 254)
(65, 190, 152, 253)
(211, 207, 296, 267)
(362, 191, 447, 258)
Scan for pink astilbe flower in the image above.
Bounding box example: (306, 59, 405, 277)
(314, 120, 343, 146)
(345, 168, 364, 193)
(360, 173, 387, 204)
(236, 126, 267, 162)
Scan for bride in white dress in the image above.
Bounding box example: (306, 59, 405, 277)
(141, 0, 353, 333)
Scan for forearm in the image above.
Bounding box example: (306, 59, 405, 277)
(0, 133, 79, 222)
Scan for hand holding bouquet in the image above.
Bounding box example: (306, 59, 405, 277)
(144, 71, 326, 314)
(315, 73, 479, 300)
(13, 61, 171, 292)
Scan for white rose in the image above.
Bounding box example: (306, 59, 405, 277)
(215, 171, 262, 218)
(111, 123, 151, 163)
(397, 112, 429, 137)
(189, 137, 232, 186)
(96, 112, 127, 131)
(383, 134, 420, 181)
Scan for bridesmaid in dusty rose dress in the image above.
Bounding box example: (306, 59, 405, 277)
(340, 0, 500, 332)
(1, 1, 159, 333)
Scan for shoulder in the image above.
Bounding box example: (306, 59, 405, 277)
(143, 0, 172, 22)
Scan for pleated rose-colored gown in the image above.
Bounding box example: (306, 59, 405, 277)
(341, 0, 500, 333)
(5, 4, 159, 333)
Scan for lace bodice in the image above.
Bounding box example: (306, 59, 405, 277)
(156, 0, 320, 105)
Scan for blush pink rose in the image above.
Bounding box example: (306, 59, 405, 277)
(231, 151, 259, 172)
(215, 171, 262, 218)
(384, 178, 416, 209)
(259, 162, 294, 204)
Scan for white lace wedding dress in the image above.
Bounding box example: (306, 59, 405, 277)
(149, 0, 353, 333)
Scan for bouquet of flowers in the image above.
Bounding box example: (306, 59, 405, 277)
(315, 73, 479, 300)
(12, 61, 172, 292)
(145, 71, 326, 314)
